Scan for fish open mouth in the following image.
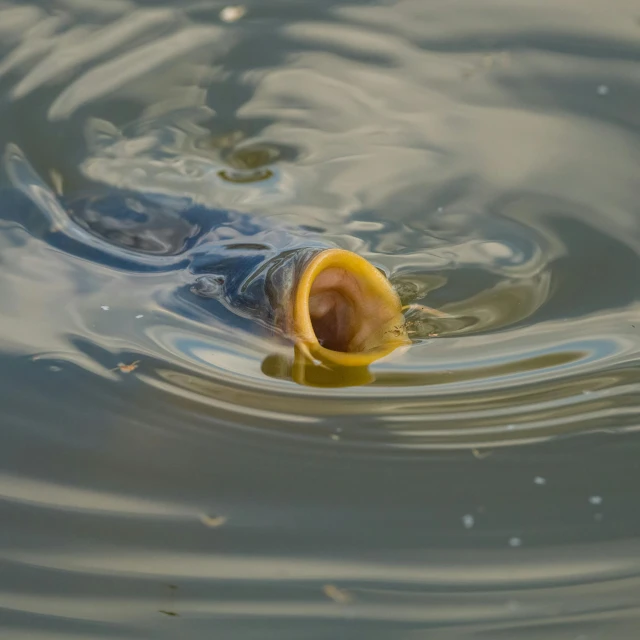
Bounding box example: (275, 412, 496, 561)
(293, 249, 409, 366)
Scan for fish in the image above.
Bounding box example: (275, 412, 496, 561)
(2, 144, 411, 386)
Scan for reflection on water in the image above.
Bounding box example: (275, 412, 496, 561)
(1, 0, 640, 637)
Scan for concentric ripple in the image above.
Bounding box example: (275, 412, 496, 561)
(0, 0, 638, 444)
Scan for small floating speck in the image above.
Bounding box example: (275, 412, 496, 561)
(589, 495, 603, 505)
(100, 305, 110, 311)
(220, 5, 246, 23)
(472, 448, 492, 459)
(330, 434, 340, 441)
(323, 584, 352, 604)
(462, 514, 475, 529)
(135, 314, 144, 319)
(199, 514, 228, 528)
(534, 476, 546, 485)
(509, 537, 522, 547)
(116, 361, 139, 374)
(597, 84, 609, 95)
(506, 424, 515, 431)
(594, 512, 604, 522)
(49, 365, 62, 372)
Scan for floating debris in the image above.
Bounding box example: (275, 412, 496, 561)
(199, 514, 228, 528)
(462, 514, 475, 529)
(159, 584, 179, 617)
(589, 495, 603, 505)
(323, 584, 352, 604)
(135, 314, 144, 319)
(49, 365, 62, 372)
(508, 537, 522, 548)
(116, 361, 140, 374)
(534, 476, 546, 485)
(220, 6, 247, 23)
(100, 305, 110, 311)
(472, 448, 492, 459)
(597, 84, 609, 96)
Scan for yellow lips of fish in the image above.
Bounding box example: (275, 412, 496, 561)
(291, 248, 410, 369)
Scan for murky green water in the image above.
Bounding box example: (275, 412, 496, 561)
(1, 0, 640, 637)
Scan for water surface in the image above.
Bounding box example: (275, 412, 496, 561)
(1, 0, 640, 637)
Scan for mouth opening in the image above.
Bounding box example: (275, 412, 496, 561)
(293, 250, 408, 366)
(309, 268, 379, 353)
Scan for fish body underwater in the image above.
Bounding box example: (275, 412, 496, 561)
(1, 151, 409, 386)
